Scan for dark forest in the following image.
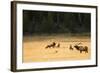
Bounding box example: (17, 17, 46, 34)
(23, 10, 91, 35)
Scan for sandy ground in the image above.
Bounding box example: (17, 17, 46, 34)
(23, 35, 91, 63)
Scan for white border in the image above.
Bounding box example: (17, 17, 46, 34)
(16, 3, 96, 69)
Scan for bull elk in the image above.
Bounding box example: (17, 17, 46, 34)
(74, 43, 88, 53)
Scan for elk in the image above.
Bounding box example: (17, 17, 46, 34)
(57, 43, 60, 48)
(45, 42, 56, 49)
(69, 45, 73, 50)
(74, 43, 88, 53)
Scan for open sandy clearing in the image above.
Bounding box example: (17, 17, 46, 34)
(23, 35, 91, 63)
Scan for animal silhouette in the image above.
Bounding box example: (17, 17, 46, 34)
(45, 42, 56, 48)
(57, 43, 60, 48)
(69, 45, 73, 50)
(74, 45, 88, 53)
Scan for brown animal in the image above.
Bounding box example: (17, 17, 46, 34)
(69, 45, 73, 50)
(45, 42, 56, 49)
(57, 43, 60, 48)
(74, 45, 88, 53)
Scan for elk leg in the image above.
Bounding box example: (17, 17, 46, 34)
(86, 50, 88, 53)
(80, 50, 82, 53)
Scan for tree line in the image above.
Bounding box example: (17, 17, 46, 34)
(23, 10, 91, 35)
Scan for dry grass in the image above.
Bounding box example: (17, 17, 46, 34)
(23, 35, 91, 63)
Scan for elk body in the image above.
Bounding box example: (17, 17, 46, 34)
(74, 45, 88, 53)
(45, 42, 56, 48)
(45, 42, 60, 49)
